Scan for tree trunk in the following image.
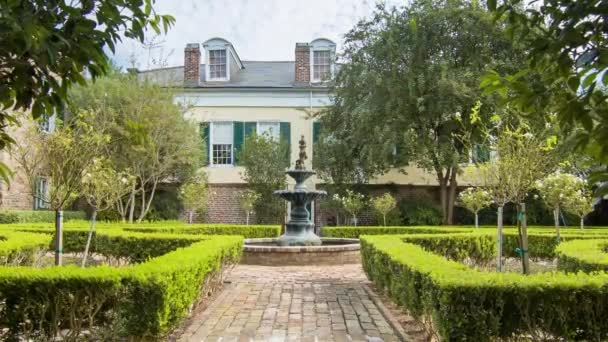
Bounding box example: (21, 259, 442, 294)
(246, 211, 250, 226)
(82, 209, 97, 267)
(446, 169, 458, 225)
(55, 210, 63, 266)
(580, 217, 584, 229)
(520, 203, 530, 275)
(138, 180, 158, 223)
(353, 216, 358, 227)
(128, 186, 136, 223)
(383, 214, 387, 226)
(553, 206, 561, 239)
(474, 212, 479, 229)
(188, 210, 193, 224)
(438, 177, 448, 224)
(497, 206, 503, 272)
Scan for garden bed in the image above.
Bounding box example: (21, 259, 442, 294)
(0, 229, 242, 340)
(361, 232, 608, 341)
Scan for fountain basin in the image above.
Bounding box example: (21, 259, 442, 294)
(242, 238, 360, 266)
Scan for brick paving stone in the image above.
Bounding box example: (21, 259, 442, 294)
(178, 264, 402, 341)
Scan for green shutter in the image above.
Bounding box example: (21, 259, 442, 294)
(200, 122, 210, 165)
(233, 122, 244, 165)
(474, 144, 490, 163)
(244, 122, 257, 137)
(313, 122, 321, 143)
(280, 122, 291, 165)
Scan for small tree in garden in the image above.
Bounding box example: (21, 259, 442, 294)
(81, 158, 133, 267)
(565, 187, 595, 229)
(334, 190, 365, 227)
(179, 171, 209, 224)
(481, 126, 555, 274)
(536, 172, 585, 237)
(238, 133, 288, 223)
(371, 193, 396, 226)
(43, 112, 109, 265)
(240, 190, 261, 225)
(458, 187, 492, 228)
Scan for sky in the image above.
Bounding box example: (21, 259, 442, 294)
(111, 0, 402, 70)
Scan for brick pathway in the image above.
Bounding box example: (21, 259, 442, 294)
(179, 265, 402, 342)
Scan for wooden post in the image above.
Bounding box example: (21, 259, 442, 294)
(520, 203, 530, 275)
(497, 206, 503, 272)
(55, 210, 63, 266)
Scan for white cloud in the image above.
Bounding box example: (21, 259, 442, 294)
(111, 0, 401, 69)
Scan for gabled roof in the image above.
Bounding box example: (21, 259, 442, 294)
(137, 61, 338, 89)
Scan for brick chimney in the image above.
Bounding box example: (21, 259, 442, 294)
(184, 43, 201, 86)
(294, 43, 310, 84)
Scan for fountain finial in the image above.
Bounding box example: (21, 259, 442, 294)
(295, 135, 307, 170)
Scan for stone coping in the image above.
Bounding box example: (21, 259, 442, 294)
(243, 238, 360, 253)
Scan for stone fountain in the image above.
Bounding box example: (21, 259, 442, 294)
(273, 135, 326, 246)
(242, 136, 360, 266)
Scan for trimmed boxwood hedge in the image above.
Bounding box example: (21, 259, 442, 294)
(556, 239, 608, 273)
(0, 210, 86, 223)
(0, 221, 281, 239)
(0, 230, 242, 340)
(0, 231, 49, 265)
(362, 233, 608, 341)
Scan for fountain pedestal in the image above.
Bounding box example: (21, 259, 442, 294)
(273, 138, 326, 246)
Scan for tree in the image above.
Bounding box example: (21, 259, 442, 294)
(371, 193, 397, 226)
(535, 172, 585, 237)
(43, 111, 109, 265)
(179, 171, 209, 224)
(565, 188, 595, 229)
(458, 187, 493, 228)
(317, 0, 522, 224)
(334, 190, 365, 226)
(238, 133, 289, 224)
(481, 125, 555, 274)
(485, 0, 608, 195)
(0, 0, 174, 182)
(81, 158, 133, 267)
(69, 73, 202, 222)
(239, 190, 261, 226)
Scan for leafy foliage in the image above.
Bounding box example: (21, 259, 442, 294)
(458, 187, 493, 227)
(0, 0, 174, 182)
(371, 193, 397, 226)
(317, 0, 522, 224)
(237, 133, 288, 224)
(333, 190, 365, 226)
(69, 73, 202, 222)
(0, 210, 85, 223)
(178, 171, 209, 223)
(239, 190, 261, 225)
(398, 197, 443, 226)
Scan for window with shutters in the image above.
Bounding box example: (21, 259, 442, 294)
(210, 122, 233, 165)
(257, 122, 280, 141)
(34, 177, 48, 209)
(39, 113, 56, 133)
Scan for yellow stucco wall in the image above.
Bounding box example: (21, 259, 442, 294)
(186, 106, 482, 187)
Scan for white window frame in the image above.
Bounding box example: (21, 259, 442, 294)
(34, 177, 49, 210)
(209, 121, 234, 167)
(256, 121, 280, 141)
(206, 48, 229, 82)
(311, 49, 332, 83)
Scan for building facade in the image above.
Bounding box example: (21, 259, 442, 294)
(139, 37, 484, 225)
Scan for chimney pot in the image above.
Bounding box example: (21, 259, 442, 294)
(294, 43, 310, 84)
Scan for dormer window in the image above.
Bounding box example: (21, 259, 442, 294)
(313, 50, 331, 81)
(208, 49, 227, 80)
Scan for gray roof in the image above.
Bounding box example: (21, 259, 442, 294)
(137, 61, 333, 89)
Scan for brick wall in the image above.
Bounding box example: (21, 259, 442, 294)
(294, 43, 310, 83)
(0, 118, 35, 210)
(203, 184, 253, 224)
(184, 43, 201, 87)
(316, 184, 441, 227)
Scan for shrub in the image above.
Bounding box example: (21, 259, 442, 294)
(556, 239, 608, 272)
(0, 231, 49, 265)
(0, 232, 242, 340)
(0, 210, 86, 223)
(398, 198, 442, 225)
(362, 233, 608, 341)
(321, 226, 474, 238)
